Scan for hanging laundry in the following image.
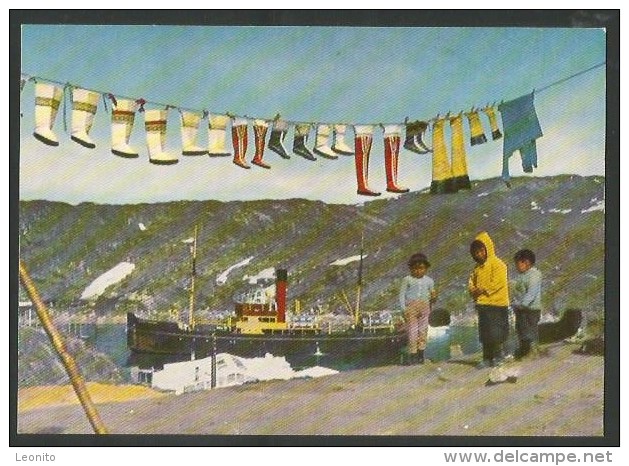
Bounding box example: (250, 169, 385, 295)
(144, 108, 178, 165)
(33, 82, 64, 146)
(498, 92, 543, 184)
(313, 124, 338, 159)
(331, 124, 354, 155)
(231, 117, 250, 169)
(293, 123, 316, 161)
(416, 121, 432, 152)
(251, 119, 271, 169)
(71, 88, 99, 149)
(383, 124, 409, 193)
(482, 105, 503, 140)
(353, 125, 380, 196)
(404, 120, 431, 154)
(268, 118, 290, 159)
(207, 113, 232, 157)
(110, 97, 140, 158)
(449, 113, 472, 190)
(464, 110, 487, 146)
(179, 110, 207, 156)
(430, 118, 455, 194)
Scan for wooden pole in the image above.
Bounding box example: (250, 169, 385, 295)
(19, 259, 108, 434)
(354, 231, 364, 327)
(189, 225, 198, 330)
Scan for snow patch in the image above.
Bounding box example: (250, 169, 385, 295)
(216, 256, 254, 285)
(330, 255, 367, 266)
(531, 201, 540, 210)
(138, 222, 146, 231)
(548, 208, 572, 214)
(477, 192, 489, 197)
(581, 200, 605, 213)
(80, 262, 135, 300)
(244, 267, 276, 284)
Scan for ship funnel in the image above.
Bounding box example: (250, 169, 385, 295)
(275, 268, 287, 323)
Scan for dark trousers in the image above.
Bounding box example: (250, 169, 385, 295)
(514, 306, 541, 357)
(476, 304, 509, 362)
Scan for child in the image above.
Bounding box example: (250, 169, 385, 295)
(468, 232, 510, 368)
(399, 253, 437, 365)
(511, 249, 543, 360)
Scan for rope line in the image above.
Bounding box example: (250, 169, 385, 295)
(20, 61, 605, 128)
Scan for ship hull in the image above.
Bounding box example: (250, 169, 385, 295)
(127, 313, 406, 370)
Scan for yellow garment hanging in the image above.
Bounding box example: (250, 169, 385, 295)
(449, 113, 471, 190)
(464, 110, 487, 145)
(482, 106, 502, 140)
(430, 118, 454, 194)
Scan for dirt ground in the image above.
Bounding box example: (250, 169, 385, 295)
(16, 342, 604, 438)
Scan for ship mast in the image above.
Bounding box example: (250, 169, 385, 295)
(354, 231, 364, 326)
(188, 225, 198, 330)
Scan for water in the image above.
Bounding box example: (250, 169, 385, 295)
(81, 324, 483, 374)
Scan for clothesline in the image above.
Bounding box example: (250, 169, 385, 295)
(20, 61, 605, 128)
(534, 61, 605, 94)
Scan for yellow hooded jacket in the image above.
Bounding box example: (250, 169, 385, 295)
(468, 231, 510, 306)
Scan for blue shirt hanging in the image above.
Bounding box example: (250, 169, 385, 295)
(498, 92, 543, 183)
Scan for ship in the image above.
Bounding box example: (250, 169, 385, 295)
(127, 228, 450, 370)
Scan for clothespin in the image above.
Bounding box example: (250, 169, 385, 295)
(202, 110, 209, 120)
(135, 98, 146, 113)
(107, 93, 118, 107)
(273, 113, 281, 121)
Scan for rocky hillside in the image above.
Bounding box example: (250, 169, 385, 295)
(17, 175, 606, 322)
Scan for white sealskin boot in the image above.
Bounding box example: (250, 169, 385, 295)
(33, 82, 64, 146)
(145, 109, 178, 165)
(312, 124, 338, 159)
(111, 98, 139, 158)
(231, 117, 251, 169)
(180, 110, 207, 156)
(331, 124, 354, 155)
(70, 88, 99, 149)
(207, 113, 231, 157)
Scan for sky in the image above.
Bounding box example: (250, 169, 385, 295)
(19, 25, 606, 205)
